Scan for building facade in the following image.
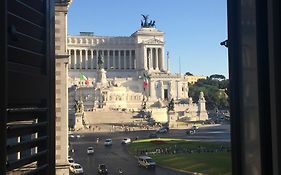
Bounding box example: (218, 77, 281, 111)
(67, 16, 207, 122)
(184, 75, 207, 85)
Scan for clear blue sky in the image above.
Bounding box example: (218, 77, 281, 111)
(68, 0, 228, 77)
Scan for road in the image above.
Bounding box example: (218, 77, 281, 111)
(69, 124, 230, 175)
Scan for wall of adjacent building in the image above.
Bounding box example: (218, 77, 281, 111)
(55, 1, 71, 174)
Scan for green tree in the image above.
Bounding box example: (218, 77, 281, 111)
(185, 72, 193, 76)
(209, 74, 226, 80)
(189, 78, 229, 110)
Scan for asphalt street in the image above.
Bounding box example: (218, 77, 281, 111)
(69, 124, 230, 175)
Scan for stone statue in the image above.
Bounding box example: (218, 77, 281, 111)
(97, 54, 104, 69)
(141, 14, 156, 28)
(75, 100, 84, 113)
(168, 98, 175, 111)
(199, 91, 205, 101)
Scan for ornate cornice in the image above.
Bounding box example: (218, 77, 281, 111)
(142, 38, 164, 45)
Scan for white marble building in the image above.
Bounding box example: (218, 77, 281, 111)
(67, 17, 207, 121)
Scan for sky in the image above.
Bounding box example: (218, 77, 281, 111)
(68, 0, 228, 77)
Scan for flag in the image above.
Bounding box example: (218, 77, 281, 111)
(80, 73, 89, 86)
(143, 74, 149, 89)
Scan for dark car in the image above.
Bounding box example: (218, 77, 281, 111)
(98, 164, 108, 174)
(186, 129, 196, 135)
(156, 126, 169, 133)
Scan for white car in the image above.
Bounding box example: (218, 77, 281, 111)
(121, 138, 131, 144)
(69, 163, 83, 174)
(87, 147, 94, 154)
(104, 138, 112, 146)
(68, 156, 74, 164)
(138, 156, 156, 169)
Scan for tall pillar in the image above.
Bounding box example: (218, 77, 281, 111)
(129, 50, 132, 69)
(161, 48, 165, 71)
(155, 48, 159, 70)
(124, 50, 126, 69)
(107, 50, 110, 69)
(90, 50, 93, 69)
(118, 50, 121, 69)
(95, 50, 99, 69)
(74, 49, 77, 70)
(79, 49, 82, 69)
(113, 50, 115, 69)
(143, 47, 147, 70)
(85, 50, 88, 69)
(68, 50, 71, 69)
(149, 48, 153, 70)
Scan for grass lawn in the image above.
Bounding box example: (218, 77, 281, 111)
(128, 139, 231, 175)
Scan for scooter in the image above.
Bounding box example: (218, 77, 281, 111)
(118, 168, 123, 175)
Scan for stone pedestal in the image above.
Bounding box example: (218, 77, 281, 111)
(74, 112, 84, 130)
(97, 68, 107, 86)
(168, 111, 177, 128)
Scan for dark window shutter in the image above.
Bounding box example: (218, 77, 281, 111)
(1, 0, 55, 174)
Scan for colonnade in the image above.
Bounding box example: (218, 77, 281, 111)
(67, 49, 136, 70)
(144, 48, 164, 71)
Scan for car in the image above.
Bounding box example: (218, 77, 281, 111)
(121, 138, 131, 144)
(69, 134, 75, 138)
(97, 164, 108, 174)
(133, 113, 144, 118)
(156, 126, 169, 133)
(192, 125, 199, 130)
(76, 134, 81, 138)
(68, 156, 75, 164)
(87, 146, 94, 154)
(69, 163, 83, 174)
(186, 129, 196, 135)
(138, 156, 156, 169)
(104, 138, 112, 146)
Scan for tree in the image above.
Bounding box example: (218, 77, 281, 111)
(185, 72, 193, 76)
(188, 78, 229, 110)
(209, 74, 226, 80)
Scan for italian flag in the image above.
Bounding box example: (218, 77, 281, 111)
(80, 73, 89, 86)
(143, 74, 149, 89)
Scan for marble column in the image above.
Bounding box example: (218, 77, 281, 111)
(129, 50, 132, 69)
(118, 50, 121, 69)
(85, 50, 88, 69)
(95, 50, 99, 69)
(149, 48, 153, 70)
(90, 50, 93, 69)
(113, 50, 116, 69)
(155, 48, 159, 70)
(143, 47, 148, 70)
(124, 50, 127, 69)
(74, 49, 77, 70)
(79, 49, 83, 69)
(161, 48, 165, 71)
(107, 50, 110, 69)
